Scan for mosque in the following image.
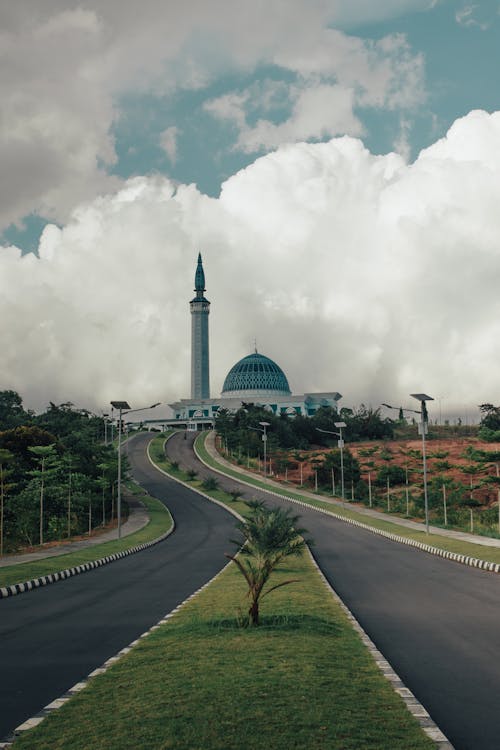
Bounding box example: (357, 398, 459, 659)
(168, 255, 342, 429)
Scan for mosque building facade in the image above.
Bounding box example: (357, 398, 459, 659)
(168, 255, 342, 428)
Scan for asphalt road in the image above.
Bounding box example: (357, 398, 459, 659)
(169, 432, 500, 750)
(0, 432, 237, 741)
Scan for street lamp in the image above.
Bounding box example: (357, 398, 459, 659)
(382, 394, 434, 533)
(317, 421, 347, 500)
(259, 421, 271, 476)
(248, 422, 271, 475)
(102, 412, 109, 446)
(110, 400, 161, 538)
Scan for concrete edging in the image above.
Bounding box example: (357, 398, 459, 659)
(1, 556, 233, 748)
(196, 438, 500, 575)
(1, 438, 243, 747)
(1, 436, 454, 749)
(307, 548, 454, 749)
(194, 435, 461, 749)
(0, 490, 175, 600)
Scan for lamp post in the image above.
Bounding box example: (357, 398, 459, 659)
(248, 422, 271, 475)
(259, 421, 270, 475)
(102, 412, 109, 446)
(382, 394, 434, 533)
(317, 421, 347, 501)
(110, 400, 160, 538)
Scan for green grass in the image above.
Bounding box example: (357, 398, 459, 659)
(0, 486, 173, 589)
(149, 435, 249, 517)
(196, 432, 500, 565)
(13, 549, 434, 750)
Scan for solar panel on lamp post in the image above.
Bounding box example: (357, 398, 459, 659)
(110, 400, 160, 538)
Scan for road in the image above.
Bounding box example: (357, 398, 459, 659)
(0, 432, 236, 741)
(168, 431, 500, 750)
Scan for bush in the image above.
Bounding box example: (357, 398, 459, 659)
(375, 465, 406, 487)
(202, 477, 219, 491)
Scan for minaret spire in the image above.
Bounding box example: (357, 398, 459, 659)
(194, 252, 206, 296)
(190, 253, 210, 400)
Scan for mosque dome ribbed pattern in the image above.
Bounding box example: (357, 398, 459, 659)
(221, 352, 291, 397)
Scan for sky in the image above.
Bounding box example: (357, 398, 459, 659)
(1, 0, 500, 421)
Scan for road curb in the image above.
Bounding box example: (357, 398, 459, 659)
(146, 436, 244, 523)
(307, 548, 455, 749)
(0, 499, 175, 600)
(196, 437, 500, 576)
(195, 435, 460, 749)
(0, 554, 232, 748)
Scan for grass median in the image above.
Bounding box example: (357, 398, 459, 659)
(196, 432, 500, 565)
(13, 542, 434, 750)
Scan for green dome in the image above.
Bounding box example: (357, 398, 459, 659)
(221, 352, 291, 397)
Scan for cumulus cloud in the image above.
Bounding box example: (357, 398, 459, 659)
(219, 84, 363, 153)
(1, 110, 500, 422)
(205, 27, 425, 153)
(1, 1, 426, 231)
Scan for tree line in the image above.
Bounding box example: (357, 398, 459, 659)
(0, 390, 118, 554)
(214, 403, 394, 493)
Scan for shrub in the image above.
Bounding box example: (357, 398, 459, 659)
(202, 477, 219, 491)
(375, 465, 406, 486)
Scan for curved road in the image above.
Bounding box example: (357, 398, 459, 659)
(0, 433, 236, 741)
(169, 432, 500, 750)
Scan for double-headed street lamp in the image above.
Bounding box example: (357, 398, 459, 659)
(382, 394, 434, 533)
(317, 421, 347, 500)
(110, 400, 161, 538)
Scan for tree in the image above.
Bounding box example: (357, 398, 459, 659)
(28, 445, 58, 545)
(375, 465, 406, 487)
(316, 448, 360, 488)
(479, 404, 500, 431)
(0, 448, 14, 555)
(0, 390, 28, 430)
(0, 425, 58, 484)
(225, 501, 309, 626)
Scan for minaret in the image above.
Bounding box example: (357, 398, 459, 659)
(190, 253, 210, 399)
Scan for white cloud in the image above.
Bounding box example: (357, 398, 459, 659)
(1, 1, 426, 231)
(2, 110, 500, 419)
(159, 126, 180, 163)
(234, 84, 363, 152)
(204, 28, 425, 153)
(330, 0, 437, 27)
(203, 93, 249, 130)
(455, 5, 490, 30)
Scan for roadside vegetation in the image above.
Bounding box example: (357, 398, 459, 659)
(196, 431, 500, 565)
(0, 483, 173, 589)
(0, 391, 120, 553)
(214, 403, 500, 539)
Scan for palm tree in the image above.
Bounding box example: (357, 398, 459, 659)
(226, 500, 309, 626)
